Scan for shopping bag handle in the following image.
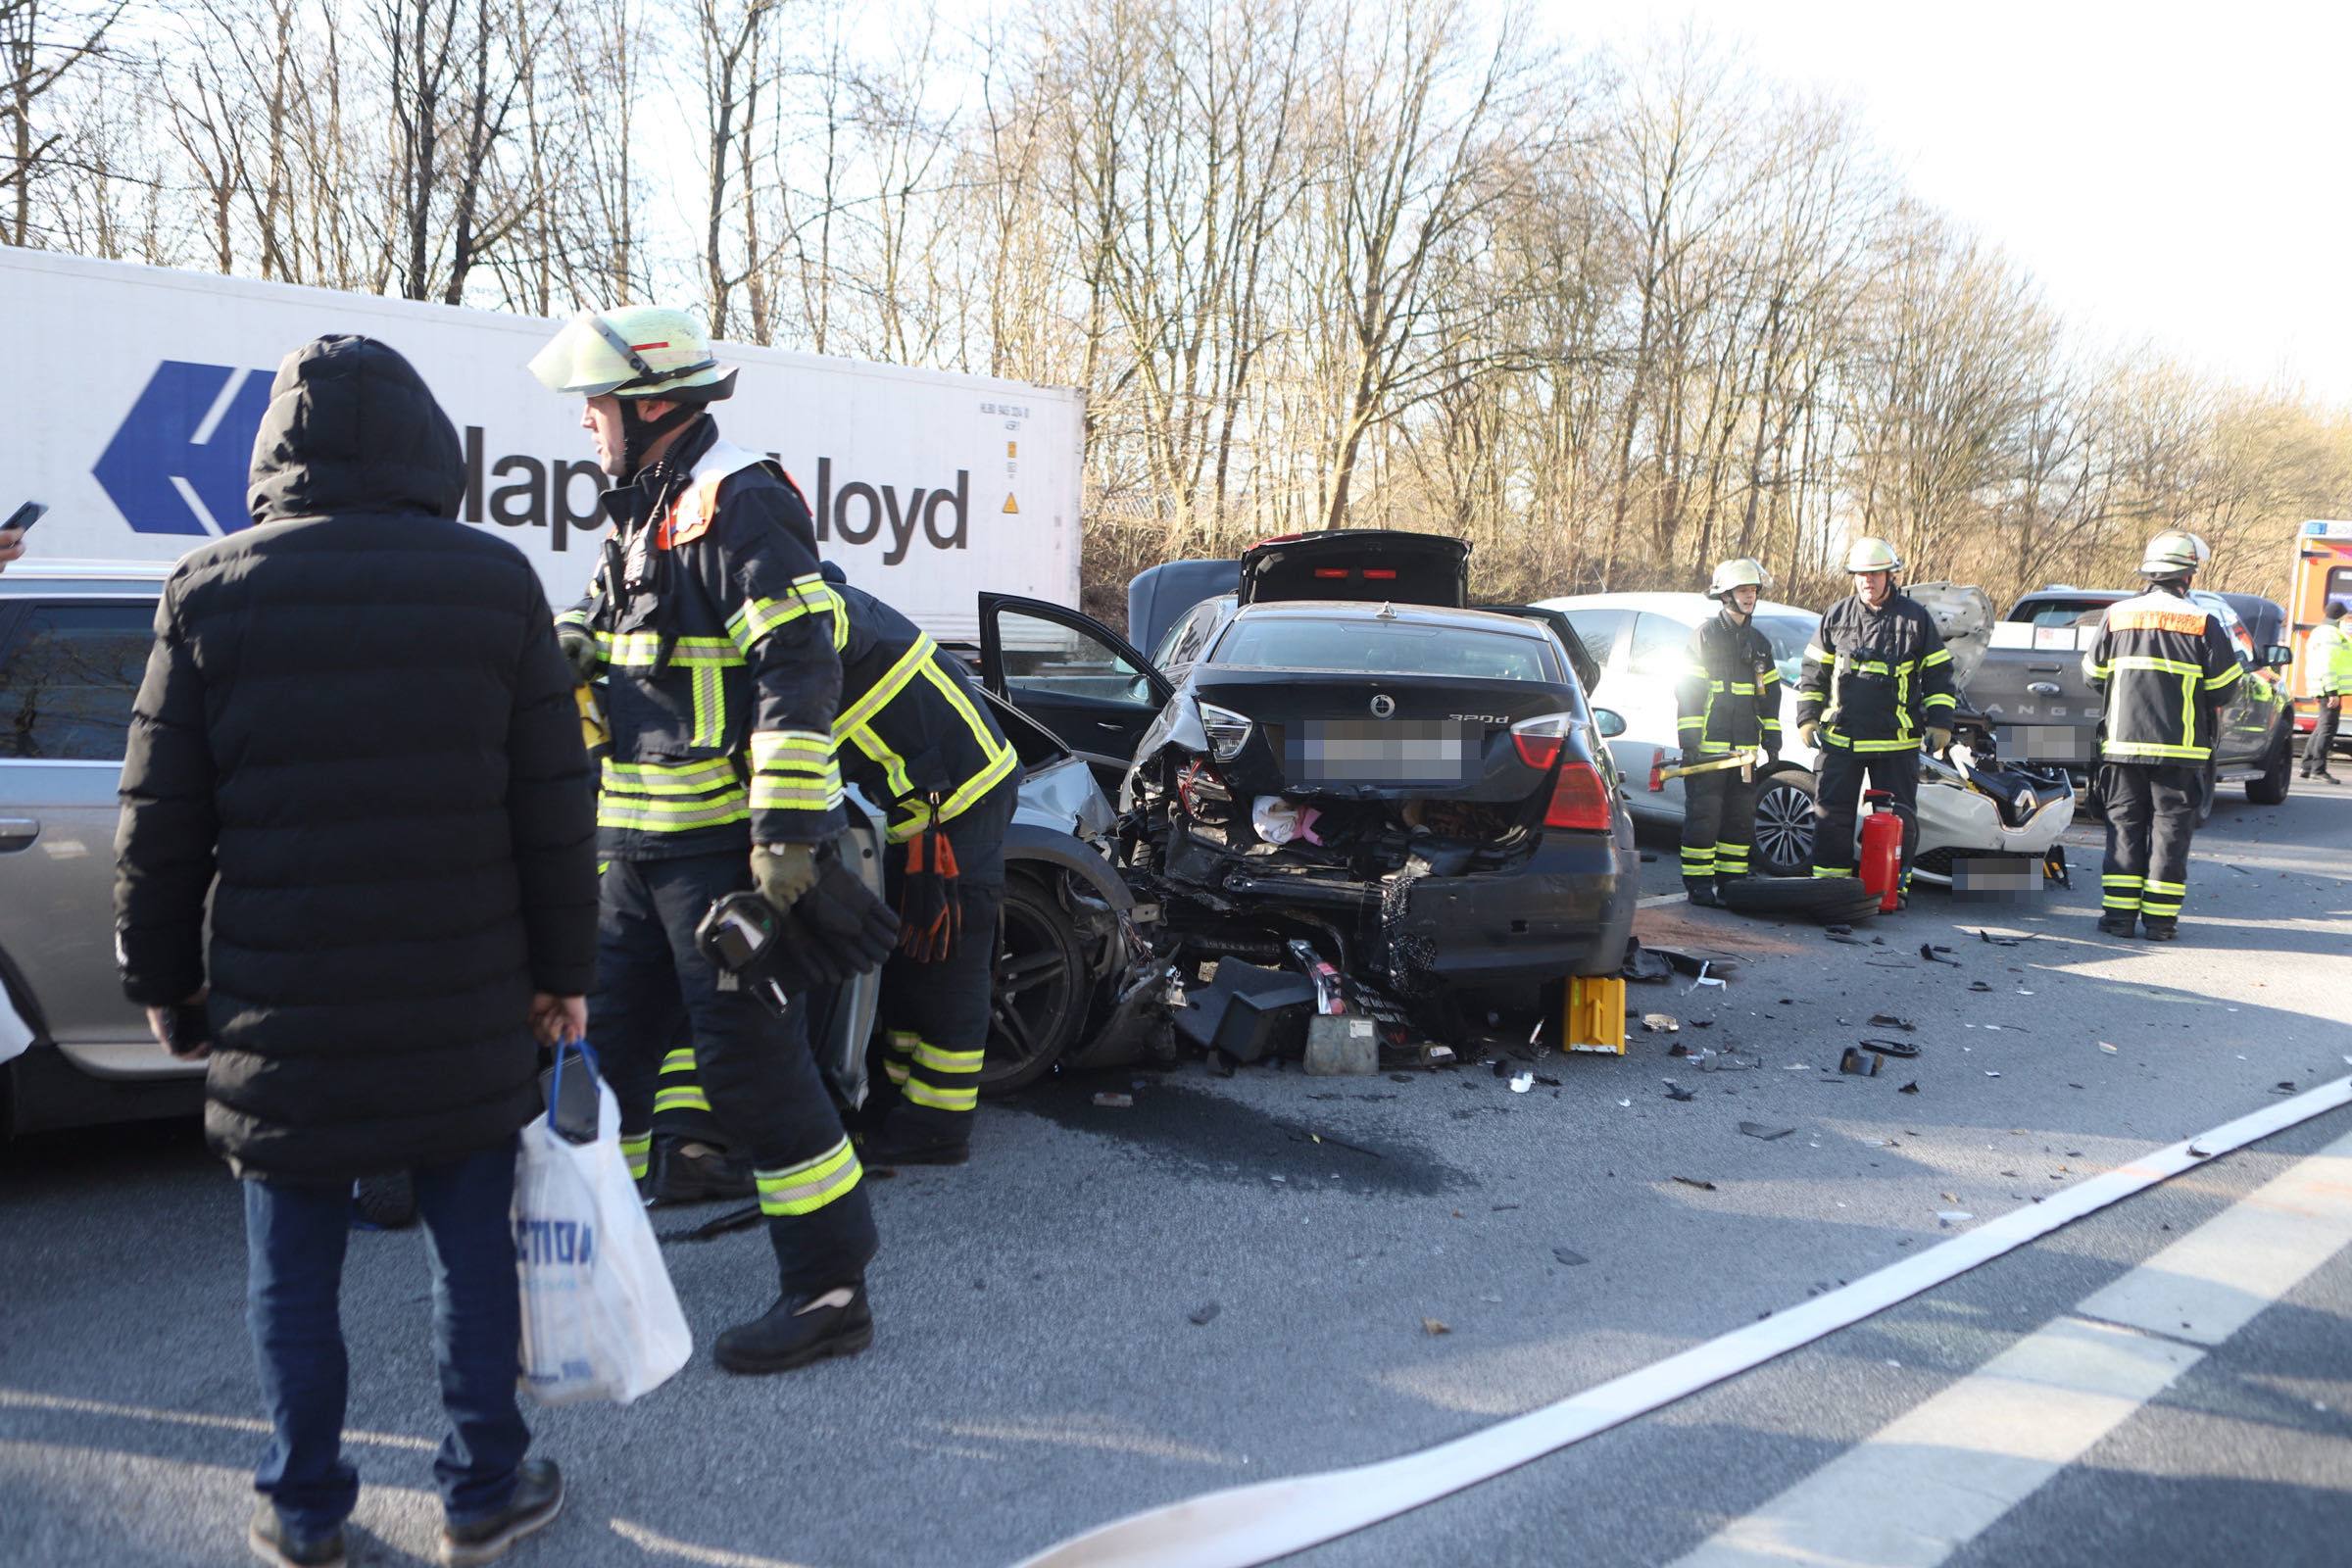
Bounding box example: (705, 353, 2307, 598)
(545, 1036, 603, 1145)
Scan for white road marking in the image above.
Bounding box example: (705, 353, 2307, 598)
(1007, 1080, 2352, 1568)
(1669, 1128, 2352, 1568)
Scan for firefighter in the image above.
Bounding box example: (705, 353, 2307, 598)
(654, 564, 1020, 1168)
(530, 307, 877, 1375)
(1673, 558, 1783, 906)
(2300, 598, 2351, 783)
(1795, 537, 1956, 900)
(2083, 532, 2243, 939)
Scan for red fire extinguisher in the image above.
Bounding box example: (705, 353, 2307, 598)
(1859, 790, 1903, 911)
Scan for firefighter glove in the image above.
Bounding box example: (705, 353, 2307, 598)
(556, 624, 601, 684)
(1796, 720, 1819, 749)
(1926, 726, 1954, 753)
(752, 842, 820, 910)
(796, 844, 900, 977)
(897, 820, 962, 963)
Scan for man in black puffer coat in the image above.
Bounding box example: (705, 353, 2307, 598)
(114, 336, 597, 1568)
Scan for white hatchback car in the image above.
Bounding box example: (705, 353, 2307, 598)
(1536, 589, 2076, 888)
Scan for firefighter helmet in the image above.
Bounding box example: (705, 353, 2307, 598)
(1841, 536, 1902, 573)
(1706, 558, 1772, 600)
(528, 307, 737, 402)
(2137, 530, 2205, 579)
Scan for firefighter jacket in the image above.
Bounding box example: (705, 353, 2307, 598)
(1795, 592, 1956, 753)
(2309, 619, 2352, 697)
(832, 580, 1019, 840)
(558, 417, 845, 858)
(2082, 583, 2242, 763)
(1676, 610, 1783, 758)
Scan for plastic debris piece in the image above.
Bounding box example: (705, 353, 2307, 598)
(2272, 1081, 2296, 1094)
(1509, 1073, 1534, 1094)
(1551, 1248, 1590, 1266)
(1093, 1092, 1134, 1108)
(1616, 1098, 1632, 1107)
(1422, 1318, 1451, 1336)
(1664, 1081, 1696, 1102)
(1937, 1210, 1974, 1226)
(1898, 1081, 1921, 1094)
(1868, 1014, 1917, 1032)
(2098, 1042, 2119, 1054)
(1642, 1013, 1681, 1033)
(1672, 1176, 1717, 1191)
(1838, 1048, 1881, 1077)
(1860, 1039, 1920, 1059)
(1827, 933, 1868, 946)
(1189, 1301, 1221, 1325)
(1740, 1122, 1795, 1140)
(1921, 944, 1960, 965)
(1825, 923, 1851, 935)
(1422, 1044, 1456, 1066)
(1985, 1070, 2001, 1077)
(1968, 981, 1993, 993)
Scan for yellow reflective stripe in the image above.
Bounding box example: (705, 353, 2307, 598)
(726, 574, 848, 655)
(886, 1030, 919, 1056)
(661, 1048, 698, 1074)
(600, 796, 751, 831)
(604, 759, 740, 793)
(904, 1079, 979, 1112)
(2115, 655, 2201, 676)
(884, 1059, 910, 1086)
(1922, 692, 1957, 710)
(1822, 728, 1920, 753)
(835, 634, 935, 737)
(555, 607, 593, 629)
(912, 1041, 985, 1074)
(2204, 664, 2243, 690)
(750, 777, 844, 812)
(653, 1086, 712, 1114)
(2101, 741, 2207, 760)
(749, 730, 833, 769)
(1803, 645, 1830, 662)
(607, 632, 741, 669)
(754, 1138, 861, 1216)
(690, 664, 725, 748)
(621, 1134, 651, 1180)
(1921, 648, 1952, 667)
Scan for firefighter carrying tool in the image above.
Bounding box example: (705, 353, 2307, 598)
(663, 563, 1019, 1168)
(2083, 531, 2242, 940)
(1795, 537, 1956, 903)
(1674, 558, 1783, 907)
(532, 306, 879, 1376)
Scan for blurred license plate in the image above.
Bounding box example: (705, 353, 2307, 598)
(1289, 720, 1472, 782)
(1996, 725, 2090, 763)
(1953, 856, 2041, 903)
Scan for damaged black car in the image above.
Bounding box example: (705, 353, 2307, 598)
(976, 531, 1639, 1061)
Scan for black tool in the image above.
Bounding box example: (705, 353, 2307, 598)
(3, 501, 46, 535)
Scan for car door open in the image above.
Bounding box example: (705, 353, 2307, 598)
(976, 593, 1174, 780)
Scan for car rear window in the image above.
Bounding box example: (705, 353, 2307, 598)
(1210, 615, 1556, 681)
(0, 602, 156, 760)
(2007, 597, 2118, 627)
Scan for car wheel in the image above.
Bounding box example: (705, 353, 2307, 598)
(353, 1171, 417, 1230)
(983, 873, 1089, 1096)
(2245, 728, 2292, 805)
(1749, 770, 1817, 878)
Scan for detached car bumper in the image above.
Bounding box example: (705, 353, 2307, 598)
(1378, 829, 1637, 989)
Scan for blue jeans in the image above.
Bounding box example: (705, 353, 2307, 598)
(244, 1138, 529, 1538)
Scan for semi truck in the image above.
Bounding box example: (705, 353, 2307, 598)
(0, 248, 1085, 638)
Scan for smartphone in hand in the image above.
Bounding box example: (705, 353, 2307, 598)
(1, 501, 44, 535)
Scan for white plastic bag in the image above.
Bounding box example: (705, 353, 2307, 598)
(514, 1047, 691, 1404)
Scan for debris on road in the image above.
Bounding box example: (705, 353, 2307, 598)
(1672, 1176, 1718, 1191)
(1740, 1122, 1795, 1141)
(1868, 1013, 1916, 1032)
(1972, 929, 2039, 947)
(1422, 1318, 1451, 1336)
(1921, 944, 1960, 965)
(1698, 1050, 1763, 1072)
(1936, 1210, 1974, 1226)
(1303, 1014, 1378, 1075)
(1642, 1013, 1681, 1033)
(1898, 1081, 1921, 1094)
(1827, 932, 1869, 946)
(1551, 1248, 1590, 1266)
(1968, 980, 1993, 993)
(1093, 1092, 1134, 1108)
(1663, 1081, 1696, 1102)
(1189, 1301, 1221, 1325)
(1509, 1072, 1534, 1094)
(1861, 1039, 1920, 1059)
(1838, 1048, 1881, 1077)
(2099, 1042, 2119, 1054)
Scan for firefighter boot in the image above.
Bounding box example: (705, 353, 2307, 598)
(862, 1104, 971, 1167)
(2139, 914, 2180, 941)
(2096, 911, 2139, 938)
(713, 1276, 873, 1375)
(1683, 877, 1723, 909)
(648, 1137, 754, 1204)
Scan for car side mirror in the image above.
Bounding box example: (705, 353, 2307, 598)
(2266, 644, 2294, 668)
(1592, 708, 1627, 738)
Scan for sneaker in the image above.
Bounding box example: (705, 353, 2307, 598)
(2139, 916, 2180, 942)
(713, 1278, 874, 1375)
(440, 1460, 564, 1568)
(2096, 912, 2139, 938)
(250, 1503, 345, 1568)
(648, 1139, 753, 1204)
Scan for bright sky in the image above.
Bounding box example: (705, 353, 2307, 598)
(1567, 0, 2352, 406)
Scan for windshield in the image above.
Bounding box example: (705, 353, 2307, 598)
(1751, 612, 1818, 685)
(2008, 596, 2118, 627)
(1210, 614, 1558, 681)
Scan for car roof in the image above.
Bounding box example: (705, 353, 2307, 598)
(1225, 600, 1554, 638)
(1533, 591, 1816, 621)
(0, 558, 173, 596)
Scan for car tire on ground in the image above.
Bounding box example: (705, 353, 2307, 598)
(2245, 728, 2293, 805)
(983, 872, 1089, 1096)
(1749, 769, 1817, 879)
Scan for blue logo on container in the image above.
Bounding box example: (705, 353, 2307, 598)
(93, 362, 272, 535)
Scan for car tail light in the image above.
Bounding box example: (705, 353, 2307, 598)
(1197, 701, 1254, 761)
(1544, 760, 1612, 831)
(1647, 754, 1667, 792)
(1363, 568, 1396, 579)
(1510, 712, 1571, 769)
(1314, 567, 1348, 578)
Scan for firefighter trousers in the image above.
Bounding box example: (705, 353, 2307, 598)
(594, 850, 877, 1295)
(2099, 762, 2200, 922)
(867, 780, 1018, 1146)
(1680, 768, 1759, 883)
(2305, 698, 2340, 775)
(1810, 746, 1920, 885)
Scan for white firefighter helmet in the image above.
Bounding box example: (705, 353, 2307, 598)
(527, 307, 736, 401)
(1841, 536, 1902, 573)
(2137, 530, 2205, 578)
(1707, 558, 1772, 600)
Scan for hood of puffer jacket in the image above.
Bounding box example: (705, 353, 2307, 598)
(247, 335, 465, 525)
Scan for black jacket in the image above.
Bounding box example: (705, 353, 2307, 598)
(558, 417, 844, 859)
(2082, 584, 2243, 763)
(1795, 592, 1956, 752)
(1674, 610, 1783, 757)
(833, 581, 1017, 838)
(114, 336, 599, 1179)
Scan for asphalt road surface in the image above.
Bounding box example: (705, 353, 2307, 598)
(5, 783, 2348, 1568)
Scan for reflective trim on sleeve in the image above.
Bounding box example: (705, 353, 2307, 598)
(653, 1086, 712, 1115)
(607, 632, 741, 671)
